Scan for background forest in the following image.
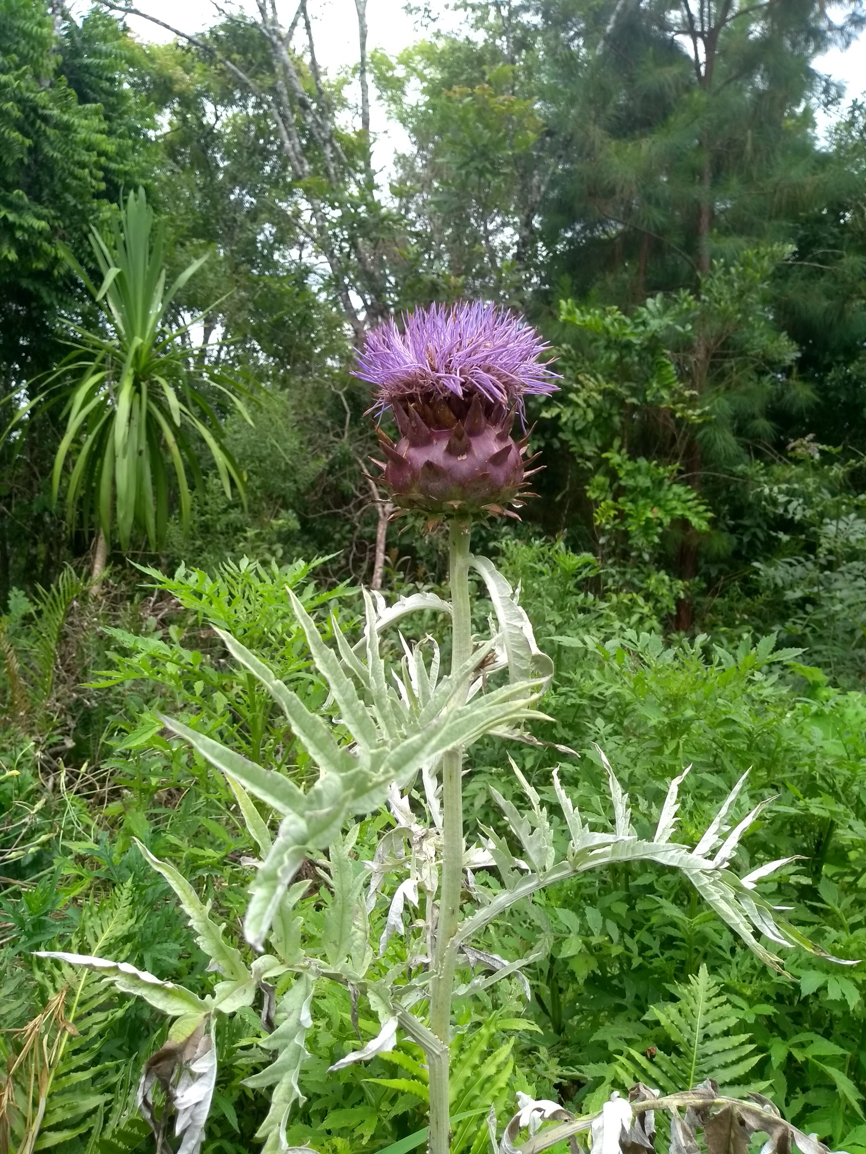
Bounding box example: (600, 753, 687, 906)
(4, 0, 866, 1151)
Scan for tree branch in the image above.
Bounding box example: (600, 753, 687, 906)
(354, 0, 372, 178)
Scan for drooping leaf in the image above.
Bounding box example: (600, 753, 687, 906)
(34, 953, 208, 1016)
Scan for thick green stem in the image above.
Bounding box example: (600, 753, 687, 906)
(427, 517, 473, 1154)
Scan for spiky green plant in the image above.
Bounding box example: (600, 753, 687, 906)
(14, 188, 250, 551)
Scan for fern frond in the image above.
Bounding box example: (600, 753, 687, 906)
(450, 1015, 520, 1154)
(29, 565, 88, 703)
(610, 965, 762, 1097)
(0, 881, 143, 1153)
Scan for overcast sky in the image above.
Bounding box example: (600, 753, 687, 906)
(115, 0, 866, 138)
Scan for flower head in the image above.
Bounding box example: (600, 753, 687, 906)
(357, 301, 558, 519)
(354, 301, 559, 413)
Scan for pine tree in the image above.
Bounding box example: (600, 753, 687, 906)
(533, 0, 864, 625)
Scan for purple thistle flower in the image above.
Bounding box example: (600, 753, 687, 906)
(359, 302, 558, 519)
(354, 301, 559, 413)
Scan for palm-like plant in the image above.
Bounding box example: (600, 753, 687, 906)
(31, 188, 250, 553)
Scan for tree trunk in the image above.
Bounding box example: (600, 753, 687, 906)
(90, 529, 108, 588)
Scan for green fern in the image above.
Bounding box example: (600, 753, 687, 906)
(0, 881, 143, 1154)
(27, 566, 88, 704)
(449, 1017, 518, 1154)
(608, 965, 763, 1098)
(370, 1013, 529, 1154)
(1, 567, 88, 729)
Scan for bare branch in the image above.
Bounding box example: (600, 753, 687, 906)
(285, 0, 303, 45)
(355, 0, 372, 178)
(97, 0, 378, 338)
(96, 0, 271, 100)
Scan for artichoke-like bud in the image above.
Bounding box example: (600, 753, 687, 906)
(355, 302, 558, 518)
(375, 394, 537, 517)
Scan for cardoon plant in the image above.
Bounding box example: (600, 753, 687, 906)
(39, 304, 852, 1154)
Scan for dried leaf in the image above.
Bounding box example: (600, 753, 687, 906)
(622, 1085, 658, 1154)
(379, 878, 418, 955)
(669, 1114, 700, 1154)
(499, 1092, 574, 1154)
(137, 1018, 216, 1154)
(704, 1106, 749, 1154)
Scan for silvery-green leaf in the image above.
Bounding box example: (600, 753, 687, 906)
(215, 630, 355, 776)
(134, 840, 249, 983)
(423, 758, 443, 829)
(363, 589, 400, 738)
(511, 757, 556, 872)
(34, 952, 208, 1016)
(322, 832, 369, 970)
(694, 769, 751, 857)
(163, 717, 306, 816)
(378, 683, 547, 790)
(683, 870, 785, 970)
(654, 765, 692, 844)
(741, 857, 802, 889)
(243, 973, 315, 1151)
(286, 590, 380, 751)
(331, 612, 373, 690)
(594, 745, 632, 836)
(413, 634, 498, 727)
(408, 636, 438, 707)
(470, 555, 554, 689)
(379, 878, 419, 955)
(456, 943, 543, 1001)
(491, 771, 554, 876)
(712, 795, 778, 868)
(270, 880, 312, 965)
(245, 813, 311, 951)
(356, 591, 452, 643)
(225, 772, 272, 857)
(211, 978, 257, 1013)
(554, 769, 583, 844)
(490, 728, 582, 759)
(479, 823, 527, 890)
(738, 892, 797, 947)
(328, 1014, 398, 1070)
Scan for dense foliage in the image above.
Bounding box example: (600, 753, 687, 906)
(3, 1, 866, 1152)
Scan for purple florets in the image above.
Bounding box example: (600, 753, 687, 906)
(354, 301, 559, 411)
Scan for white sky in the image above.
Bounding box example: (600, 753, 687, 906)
(115, 0, 866, 136)
(121, 0, 423, 66)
